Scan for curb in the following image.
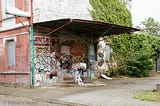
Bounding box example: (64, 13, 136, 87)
(42, 82, 107, 88)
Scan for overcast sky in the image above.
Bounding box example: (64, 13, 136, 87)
(132, 0, 160, 27)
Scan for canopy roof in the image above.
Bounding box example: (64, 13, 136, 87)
(34, 19, 139, 36)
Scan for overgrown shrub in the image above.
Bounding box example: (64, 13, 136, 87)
(108, 33, 159, 77)
(126, 53, 154, 77)
(89, 0, 160, 77)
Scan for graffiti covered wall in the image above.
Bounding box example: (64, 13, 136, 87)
(71, 43, 87, 63)
(34, 35, 90, 85)
(34, 36, 52, 86)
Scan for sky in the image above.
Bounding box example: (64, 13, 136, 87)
(132, 0, 160, 27)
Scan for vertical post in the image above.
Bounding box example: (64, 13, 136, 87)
(30, 25, 34, 88)
(89, 44, 95, 83)
(30, 0, 34, 88)
(89, 66, 92, 83)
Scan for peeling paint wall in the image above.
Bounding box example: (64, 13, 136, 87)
(33, 0, 93, 23)
(97, 38, 109, 73)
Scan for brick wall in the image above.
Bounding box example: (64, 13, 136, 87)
(0, 74, 30, 88)
(15, 0, 29, 24)
(0, 0, 2, 28)
(0, 27, 30, 88)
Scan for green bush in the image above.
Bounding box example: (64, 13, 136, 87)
(89, 0, 160, 77)
(109, 33, 158, 77)
(126, 54, 154, 77)
(106, 67, 119, 77)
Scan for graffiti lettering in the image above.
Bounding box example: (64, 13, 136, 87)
(34, 46, 52, 72)
(72, 54, 85, 63)
(34, 55, 57, 72)
(34, 36, 50, 46)
(35, 46, 50, 56)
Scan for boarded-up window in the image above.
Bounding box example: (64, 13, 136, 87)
(7, 40, 16, 66)
(106, 44, 111, 61)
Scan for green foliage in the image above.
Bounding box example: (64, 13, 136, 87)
(127, 52, 153, 77)
(89, 0, 132, 26)
(140, 17, 160, 35)
(134, 90, 160, 103)
(89, 0, 160, 77)
(110, 33, 160, 77)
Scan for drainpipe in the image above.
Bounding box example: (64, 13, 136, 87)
(29, 0, 34, 88)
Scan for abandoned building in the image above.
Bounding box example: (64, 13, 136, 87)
(0, 0, 139, 87)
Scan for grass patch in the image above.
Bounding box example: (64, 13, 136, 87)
(0, 93, 6, 97)
(134, 90, 160, 103)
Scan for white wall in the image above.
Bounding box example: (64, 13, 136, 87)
(0, 0, 29, 32)
(1, 0, 15, 31)
(33, 0, 93, 23)
(97, 38, 109, 71)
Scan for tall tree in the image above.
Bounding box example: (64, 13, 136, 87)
(140, 17, 160, 35)
(89, 0, 132, 75)
(90, 0, 132, 27)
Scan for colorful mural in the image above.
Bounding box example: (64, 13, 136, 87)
(34, 36, 89, 86)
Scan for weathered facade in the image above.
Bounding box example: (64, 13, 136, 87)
(0, 0, 139, 87)
(0, 0, 30, 87)
(33, 26, 91, 86)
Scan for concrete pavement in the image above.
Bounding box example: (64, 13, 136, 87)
(0, 76, 160, 106)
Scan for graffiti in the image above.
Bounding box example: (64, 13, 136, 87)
(34, 36, 50, 46)
(60, 53, 72, 69)
(34, 73, 49, 86)
(72, 54, 85, 63)
(70, 43, 87, 63)
(34, 55, 57, 72)
(71, 43, 87, 56)
(34, 46, 55, 72)
(35, 46, 50, 56)
(97, 52, 105, 66)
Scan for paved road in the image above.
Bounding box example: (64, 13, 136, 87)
(59, 76, 160, 106)
(1, 76, 160, 106)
